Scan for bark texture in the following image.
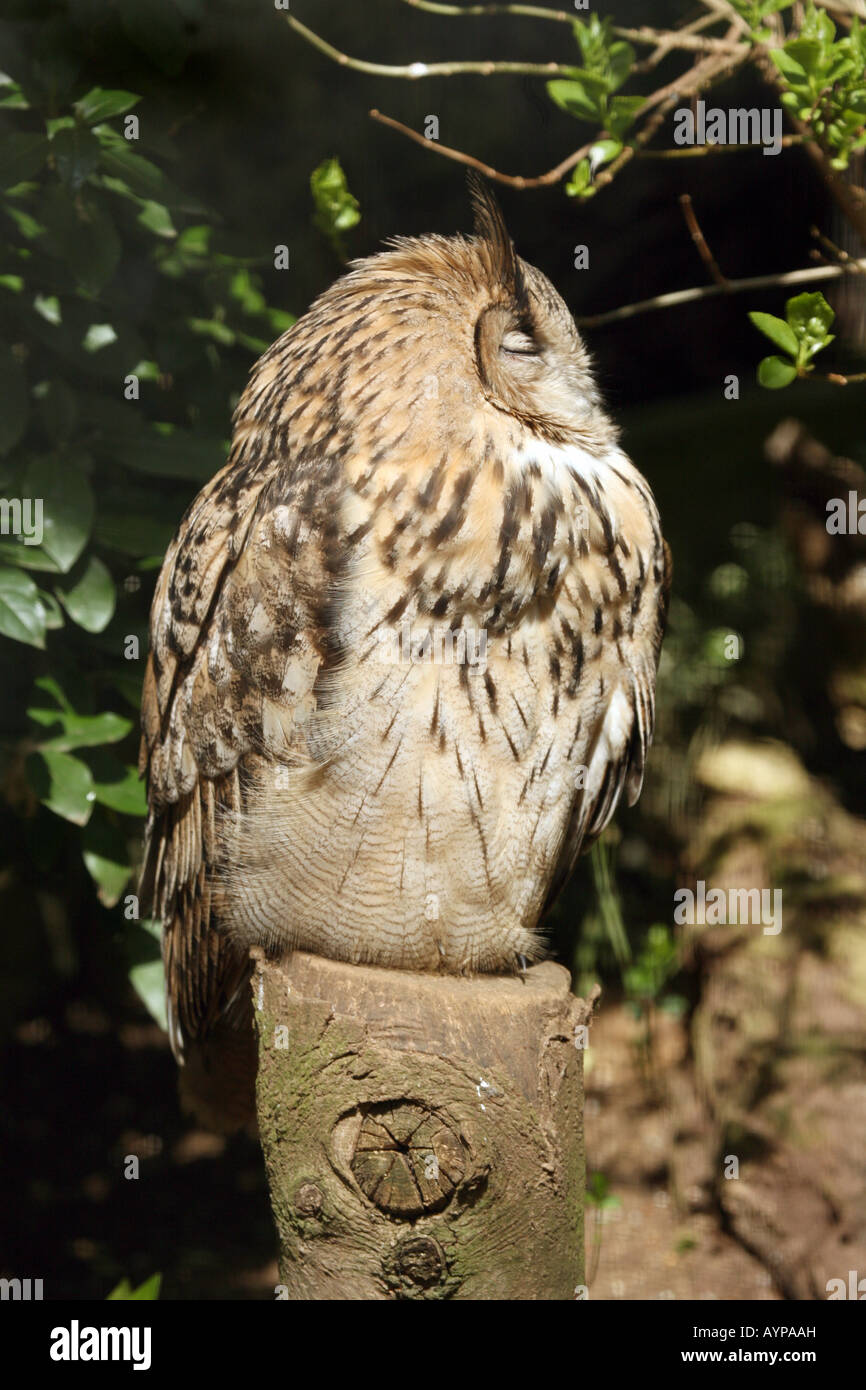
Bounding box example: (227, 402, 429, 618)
(252, 949, 593, 1300)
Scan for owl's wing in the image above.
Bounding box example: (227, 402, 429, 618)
(139, 449, 333, 1121)
(542, 537, 672, 918)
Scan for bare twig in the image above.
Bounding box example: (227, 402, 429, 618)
(679, 193, 728, 287)
(574, 258, 866, 330)
(639, 135, 803, 156)
(370, 108, 592, 187)
(372, 20, 752, 193)
(285, 12, 583, 78)
(810, 223, 866, 270)
(398, 1, 743, 51)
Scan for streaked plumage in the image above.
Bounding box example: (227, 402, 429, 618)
(139, 179, 670, 1126)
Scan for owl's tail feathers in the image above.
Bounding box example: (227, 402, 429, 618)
(175, 986, 258, 1136)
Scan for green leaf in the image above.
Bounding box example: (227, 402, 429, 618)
(33, 673, 73, 711)
(33, 293, 61, 325)
(607, 40, 635, 92)
(608, 94, 644, 137)
(770, 48, 810, 84)
(565, 159, 592, 197)
(50, 125, 101, 191)
(137, 199, 175, 238)
(27, 749, 95, 825)
(56, 554, 115, 632)
(748, 310, 798, 357)
(267, 308, 296, 335)
(36, 588, 65, 630)
(82, 812, 132, 907)
(28, 707, 133, 752)
(96, 131, 205, 212)
(107, 1273, 162, 1301)
(126, 919, 167, 1031)
(786, 289, 835, 340)
(589, 138, 622, 169)
(0, 345, 28, 454)
(0, 133, 49, 187)
(310, 157, 361, 240)
(22, 455, 94, 572)
(546, 78, 602, 122)
(82, 322, 118, 352)
(0, 76, 29, 110)
(86, 752, 147, 817)
(74, 87, 140, 124)
(0, 566, 47, 647)
(188, 316, 234, 346)
(230, 268, 266, 316)
(96, 139, 168, 199)
(4, 204, 45, 240)
(784, 38, 825, 76)
(176, 224, 210, 256)
(757, 354, 798, 388)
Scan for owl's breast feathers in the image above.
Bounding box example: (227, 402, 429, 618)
(139, 196, 670, 1117)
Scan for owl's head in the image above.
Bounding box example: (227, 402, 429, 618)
(355, 174, 610, 449)
(463, 175, 604, 442)
(252, 178, 614, 462)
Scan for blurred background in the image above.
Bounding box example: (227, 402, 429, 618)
(0, 0, 864, 1299)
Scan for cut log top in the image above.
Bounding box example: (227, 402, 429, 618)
(253, 949, 592, 1103)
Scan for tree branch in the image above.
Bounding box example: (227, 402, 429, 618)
(397, 1, 744, 52)
(370, 108, 593, 188)
(592, 26, 751, 197)
(574, 259, 866, 330)
(371, 21, 752, 192)
(284, 12, 585, 78)
(679, 193, 728, 287)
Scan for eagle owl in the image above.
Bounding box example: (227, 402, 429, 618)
(140, 178, 670, 1127)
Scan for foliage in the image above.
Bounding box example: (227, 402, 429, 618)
(311, 157, 361, 261)
(106, 1272, 161, 1300)
(0, 57, 299, 1019)
(623, 924, 683, 1015)
(769, 2, 866, 170)
(585, 1170, 621, 1212)
(546, 16, 642, 199)
(749, 291, 835, 387)
(729, 0, 793, 45)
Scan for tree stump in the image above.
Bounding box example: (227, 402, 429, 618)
(252, 948, 595, 1300)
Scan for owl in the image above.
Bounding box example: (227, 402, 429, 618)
(139, 177, 670, 1127)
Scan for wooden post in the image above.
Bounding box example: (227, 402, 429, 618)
(252, 948, 594, 1300)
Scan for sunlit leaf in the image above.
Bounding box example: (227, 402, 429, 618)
(74, 87, 140, 124)
(56, 554, 115, 632)
(748, 310, 798, 357)
(0, 566, 47, 647)
(27, 748, 95, 825)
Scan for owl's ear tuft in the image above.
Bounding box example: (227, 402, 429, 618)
(467, 172, 530, 315)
